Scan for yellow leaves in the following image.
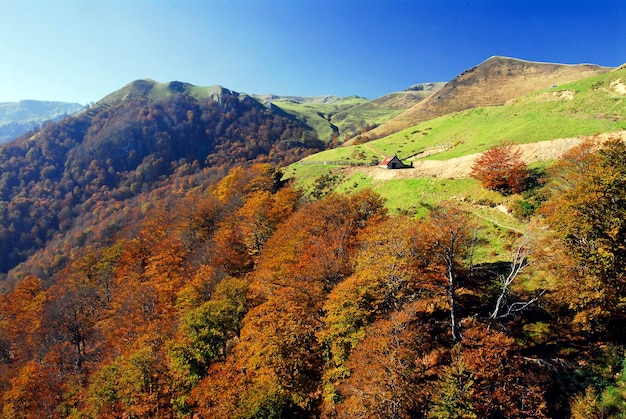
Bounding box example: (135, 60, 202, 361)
(570, 386, 602, 419)
(237, 187, 299, 257)
(1, 361, 57, 419)
(192, 286, 320, 417)
(86, 340, 167, 418)
(539, 138, 626, 333)
(175, 264, 220, 311)
(0, 275, 46, 338)
(213, 163, 279, 204)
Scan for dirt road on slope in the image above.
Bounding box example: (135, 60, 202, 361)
(355, 131, 626, 181)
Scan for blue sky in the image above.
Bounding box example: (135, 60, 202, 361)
(0, 0, 624, 104)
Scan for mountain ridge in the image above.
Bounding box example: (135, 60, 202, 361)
(0, 80, 322, 278)
(361, 56, 612, 140)
(0, 55, 616, 280)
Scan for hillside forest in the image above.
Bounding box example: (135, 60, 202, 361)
(1, 58, 626, 418)
(0, 90, 323, 277)
(0, 135, 625, 417)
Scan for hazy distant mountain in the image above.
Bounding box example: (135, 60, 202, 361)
(0, 100, 84, 143)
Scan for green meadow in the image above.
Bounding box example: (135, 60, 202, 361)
(299, 66, 626, 166)
(284, 66, 626, 262)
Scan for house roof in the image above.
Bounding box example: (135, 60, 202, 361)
(379, 156, 397, 165)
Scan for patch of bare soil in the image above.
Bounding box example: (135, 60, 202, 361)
(610, 78, 626, 95)
(351, 131, 626, 181)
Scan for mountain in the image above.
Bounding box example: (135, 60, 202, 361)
(289, 62, 626, 209)
(0, 100, 84, 143)
(0, 79, 322, 278)
(329, 82, 445, 140)
(254, 83, 444, 144)
(2, 57, 626, 419)
(363, 56, 611, 140)
(252, 94, 370, 143)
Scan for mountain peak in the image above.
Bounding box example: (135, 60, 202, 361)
(96, 79, 246, 107)
(367, 56, 612, 138)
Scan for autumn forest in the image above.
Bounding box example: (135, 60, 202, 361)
(1, 67, 626, 418)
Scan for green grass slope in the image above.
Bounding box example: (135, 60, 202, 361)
(296, 66, 626, 166)
(259, 83, 444, 143)
(331, 82, 445, 140)
(266, 96, 368, 142)
(367, 56, 610, 139)
(97, 79, 244, 105)
(286, 65, 626, 223)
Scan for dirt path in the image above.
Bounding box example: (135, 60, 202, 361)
(353, 131, 626, 181)
(363, 142, 386, 159)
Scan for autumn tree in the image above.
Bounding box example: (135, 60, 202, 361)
(192, 190, 388, 418)
(333, 301, 447, 419)
(540, 138, 626, 333)
(191, 287, 321, 418)
(85, 335, 171, 418)
(599, 357, 626, 417)
(471, 144, 528, 194)
(570, 386, 603, 419)
(247, 189, 387, 305)
(1, 360, 60, 418)
(428, 347, 477, 419)
(317, 216, 446, 415)
(456, 320, 548, 418)
(0, 276, 47, 364)
(424, 203, 476, 341)
(168, 276, 248, 414)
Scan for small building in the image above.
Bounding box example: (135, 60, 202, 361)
(379, 155, 408, 169)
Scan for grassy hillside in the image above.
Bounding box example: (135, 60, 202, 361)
(285, 65, 626, 229)
(366, 56, 611, 139)
(294, 65, 626, 165)
(330, 83, 445, 139)
(267, 96, 368, 142)
(265, 87, 443, 142)
(97, 79, 245, 105)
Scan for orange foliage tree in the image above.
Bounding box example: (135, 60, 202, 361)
(540, 138, 626, 334)
(471, 144, 528, 193)
(424, 203, 476, 342)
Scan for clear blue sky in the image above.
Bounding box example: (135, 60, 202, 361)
(1, 0, 624, 104)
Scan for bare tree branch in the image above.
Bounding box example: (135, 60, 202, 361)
(490, 236, 545, 320)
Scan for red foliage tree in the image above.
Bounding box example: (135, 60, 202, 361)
(471, 144, 528, 193)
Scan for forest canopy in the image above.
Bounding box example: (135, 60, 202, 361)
(1, 136, 626, 417)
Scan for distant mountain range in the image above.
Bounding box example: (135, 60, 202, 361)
(0, 100, 84, 143)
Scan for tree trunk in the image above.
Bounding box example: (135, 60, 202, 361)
(448, 266, 459, 342)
